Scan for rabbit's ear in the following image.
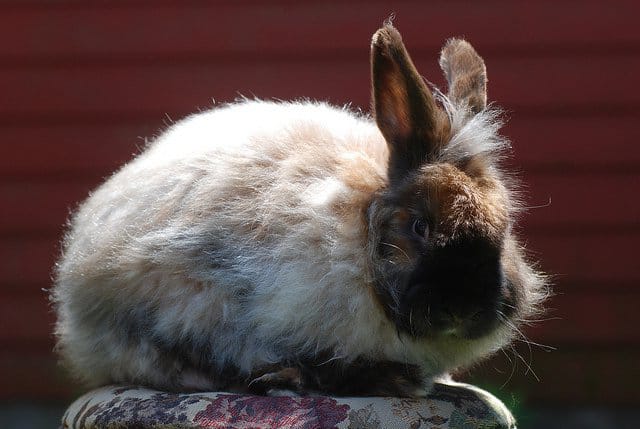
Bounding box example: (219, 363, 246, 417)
(371, 24, 443, 182)
(439, 39, 487, 114)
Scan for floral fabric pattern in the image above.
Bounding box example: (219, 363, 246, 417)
(193, 394, 349, 428)
(61, 382, 516, 429)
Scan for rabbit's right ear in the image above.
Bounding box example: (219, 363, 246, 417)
(371, 24, 445, 183)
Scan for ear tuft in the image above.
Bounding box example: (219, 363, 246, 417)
(439, 38, 487, 114)
(371, 23, 403, 55)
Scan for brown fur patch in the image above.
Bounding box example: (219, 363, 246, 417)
(416, 163, 508, 245)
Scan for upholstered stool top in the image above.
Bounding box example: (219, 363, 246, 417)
(61, 381, 515, 428)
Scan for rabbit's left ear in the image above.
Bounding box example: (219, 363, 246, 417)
(439, 39, 487, 114)
(371, 24, 445, 183)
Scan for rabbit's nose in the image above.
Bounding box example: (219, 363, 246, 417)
(431, 306, 487, 335)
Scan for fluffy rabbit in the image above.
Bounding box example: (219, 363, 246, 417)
(52, 24, 546, 397)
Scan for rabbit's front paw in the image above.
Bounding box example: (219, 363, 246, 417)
(249, 367, 305, 395)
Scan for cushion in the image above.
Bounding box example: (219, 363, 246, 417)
(61, 382, 516, 428)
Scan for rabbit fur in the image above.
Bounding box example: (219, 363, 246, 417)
(52, 24, 547, 396)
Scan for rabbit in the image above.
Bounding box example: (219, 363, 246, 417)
(51, 23, 547, 397)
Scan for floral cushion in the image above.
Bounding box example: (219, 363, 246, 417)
(61, 382, 516, 428)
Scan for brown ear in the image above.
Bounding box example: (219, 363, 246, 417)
(371, 24, 442, 182)
(439, 39, 487, 114)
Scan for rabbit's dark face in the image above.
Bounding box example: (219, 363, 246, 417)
(368, 25, 540, 341)
(370, 162, 517, 339)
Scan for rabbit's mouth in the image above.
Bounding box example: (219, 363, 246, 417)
(398, 288, 505, 340)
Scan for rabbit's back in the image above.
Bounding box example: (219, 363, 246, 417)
(52, 100, 415, 390)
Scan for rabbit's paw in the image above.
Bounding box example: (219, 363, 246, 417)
(248, 367, 305, 395)
(301, 358, 428, 398)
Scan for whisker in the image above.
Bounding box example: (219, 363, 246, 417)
(521, 197, 552, 210)
(316, 355, 343, 366)
(510, 344, 541, 382)
(499, 348, 516, 389)
(380, 242, 411, 262)
(498, 312, 535, 378)
(498, 310, 556, 352)
(497, 311, 557, 382)
(516, 316, 563, 324)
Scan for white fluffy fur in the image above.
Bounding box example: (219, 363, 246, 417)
(53, 99, 528, 391)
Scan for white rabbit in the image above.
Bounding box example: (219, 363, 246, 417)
(52, 24, 546, 396)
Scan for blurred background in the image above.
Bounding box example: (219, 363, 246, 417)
(1, 1, 638, 428)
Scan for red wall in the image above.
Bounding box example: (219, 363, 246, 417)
(1, 0, 638, 404)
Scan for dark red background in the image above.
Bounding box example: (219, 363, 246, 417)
(1, 0, 638, 405)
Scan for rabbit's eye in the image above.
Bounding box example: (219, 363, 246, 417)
(412, 219, 429, 240)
